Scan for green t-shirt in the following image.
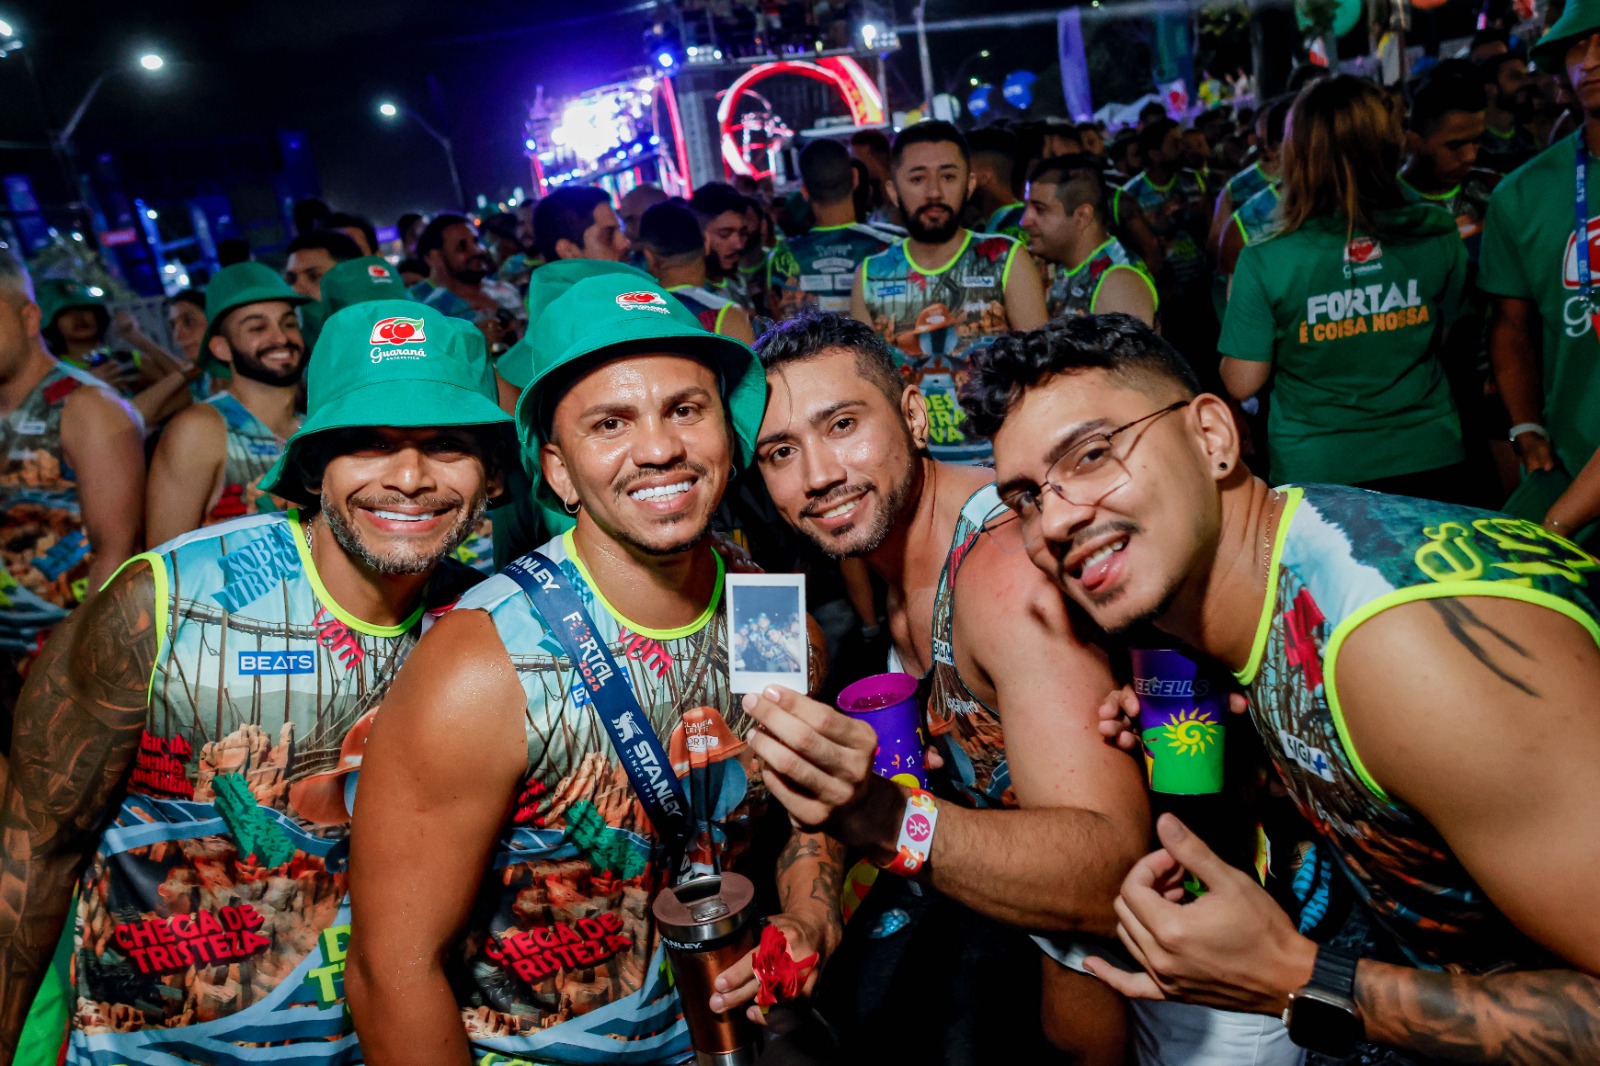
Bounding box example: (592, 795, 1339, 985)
(1220, 205, 1467, 485)
(1478, 131, 1600, 476)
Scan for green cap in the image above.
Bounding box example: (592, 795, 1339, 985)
(1534, 0, 1600, 63)
(200, 262, 310, 371)
(516, 272, 766, 515)
(497, 258, 654, 391)
(34, 279, 107, 330)
(258, 299, 515, 506)
(321, 256, 410, 314)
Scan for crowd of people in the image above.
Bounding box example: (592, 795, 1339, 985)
(3, 2, 1600, 1064)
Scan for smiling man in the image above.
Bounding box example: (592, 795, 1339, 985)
(962, 313, 1600, 1063)
(145, 262, 312, 544)
(345, 274, 841, 1066)
(0, 299, 512, 1063)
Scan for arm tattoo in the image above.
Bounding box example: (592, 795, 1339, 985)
(0, 564, 157, 1054)
(1426, 600, 1539, 698)
(1358, 960, 1600, 1063)
(776, 830, 846, 954)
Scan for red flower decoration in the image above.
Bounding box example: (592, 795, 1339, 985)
(752, 924, 819, 1012)
(974, 237, 1010, 262)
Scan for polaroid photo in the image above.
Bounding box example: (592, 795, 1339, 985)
(726, 572, 808, 694)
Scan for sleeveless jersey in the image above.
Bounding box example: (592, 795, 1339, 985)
(1046, 238, 1158, 321)
(0, 363, 120, 670)
(668, 283, 741, 336)
(765, 222, 899, 319)
(447, 531, 770, 1065)
(1232, 185, 1282, 247)
(67, 510, 481, 1064)
(925, 484, 1013, 809)
(984, 203, 1028, 243)
(203, 392, 292, 525)
(861, 231, 1023, 464)
(1119, 169, 1209, 285)
(1400, 170, 1498, 265)
(1239, 484, 1599, 973)
(1223, 163, 1271, 212)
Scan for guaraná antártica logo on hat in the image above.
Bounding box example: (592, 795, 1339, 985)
(367, 264, 393, 280)
(369, 316, 428, 364)
(616, 290, 671, 314)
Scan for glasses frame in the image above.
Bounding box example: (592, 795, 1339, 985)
(982, 400, 1190, 534)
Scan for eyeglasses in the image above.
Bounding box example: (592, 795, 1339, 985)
(981, 400, 1189, 535)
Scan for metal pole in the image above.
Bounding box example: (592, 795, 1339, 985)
(405, 106, 469, 213)
(915, 2, 935, 111)
(58, 70, 111, 146)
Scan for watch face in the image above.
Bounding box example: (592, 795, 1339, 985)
(1288, 988, 1362, 1055)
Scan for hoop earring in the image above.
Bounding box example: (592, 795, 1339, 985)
(563, 499, 580, 516)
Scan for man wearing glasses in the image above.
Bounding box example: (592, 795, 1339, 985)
(957, 313, 1600, 1063)
(745, 311, 1300, 1064)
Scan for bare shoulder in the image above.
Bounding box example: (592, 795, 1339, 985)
(62, 380, 140, 437)
(953, 522, 1107, 670)
(153, 398, 226, 451)
(380, 609, 525, 730)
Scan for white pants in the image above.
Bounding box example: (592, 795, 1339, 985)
(1034, 935, 1306, 1066)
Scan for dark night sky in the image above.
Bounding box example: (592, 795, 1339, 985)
(0, 1, 1078, 227)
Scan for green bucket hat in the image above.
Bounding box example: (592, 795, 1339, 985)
(200, 262, 310, 371)
(258, 299, 515, 506)
(497, 258, 654, 391)
(34, 279, 108, 331)
(321, 256, 409, 314)
(1534, 0, 1600, 63)
(515, 272, 766, 515)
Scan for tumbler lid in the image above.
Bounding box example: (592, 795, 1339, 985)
(651, 871, 755, 944)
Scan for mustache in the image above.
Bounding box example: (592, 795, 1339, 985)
(350, 493, 461, 512)
(1061, 518, 1140, 557)
(800, 482, 873, 518)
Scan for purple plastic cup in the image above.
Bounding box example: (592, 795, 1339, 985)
(837, 672, 929, 789)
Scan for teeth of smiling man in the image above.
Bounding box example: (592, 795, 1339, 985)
(372, 509, 432, 523)
(629, 480, 692, 502)
(822, 499, 858, 520)
(1082, 539, 1128, 570)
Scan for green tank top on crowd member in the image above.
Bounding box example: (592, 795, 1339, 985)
(1239, 483, 1599, 972)
(1400, 169, 1499, 266)
(1046, 237, 1158, 321)
(984, 202, 1029, 242)
(1224, 162, 1272, 211)
(1118, 168, 1209, 286)
(63, 509, 480, 1065)
(860, 230, 1025, 464)
(0, 363, 124, 673)
(1219, 203, 1469, 486)
(444, 530, 773, 1065)
(201, 392, 294, 527)
(765, 221, 900, 319)
(1478, 131, 1600, 475)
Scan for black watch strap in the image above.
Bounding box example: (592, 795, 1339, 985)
(1310, 945, 1360, 999)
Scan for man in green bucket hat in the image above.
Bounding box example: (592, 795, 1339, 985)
(0, 298, 513, 1065)
(346, 273, 844, 1064)
(144, 261, 314, 544)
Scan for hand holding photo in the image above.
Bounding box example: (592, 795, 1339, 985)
(726, 573, 808, 694)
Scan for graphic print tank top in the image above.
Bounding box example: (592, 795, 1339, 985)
(202, 393, 292, 525)
(1045, 238, 1157, 321)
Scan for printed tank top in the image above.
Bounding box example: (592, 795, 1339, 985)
(203, 393, 292, 525)
(68, 511, 479, 1064)
(1239, 484, 1599, 973)
(1046, 238, 1158, 321)
(447, 531, 771, 1065)
(765, 222, 899, 318)
(668, 284, 740, 337)
(861, 231, 1022, 464)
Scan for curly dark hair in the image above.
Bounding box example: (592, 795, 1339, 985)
(959, 314, 1200, 440)
(754, 310, 904, 408)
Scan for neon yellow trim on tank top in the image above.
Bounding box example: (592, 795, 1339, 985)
(713, 302, 733, 336)
(903, 230, 973, 276)
(561, 528, 725, 640)
(1234, 486, 1304, 686)
(1324, 583, 1600, 806)
(105, 550, 170, 701)
(1000, 239, 1021, 290)
(290, 508, 422, 637)
(1090, 263, 1160, 315)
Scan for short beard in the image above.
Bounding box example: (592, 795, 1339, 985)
(450, 264, 489, 286)
(230, 341, 306, 386)
(803, 431, 918, 559)
(903, 201, 965, 244)
(321, 491, 487, 575)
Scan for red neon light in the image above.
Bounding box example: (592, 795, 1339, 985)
(716, 56, 885, 179)
(660, 75, 693, 193)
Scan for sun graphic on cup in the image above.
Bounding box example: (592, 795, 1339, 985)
(1162, 708, 1221, 756)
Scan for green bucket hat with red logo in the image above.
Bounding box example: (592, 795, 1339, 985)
(496, 258, 654, 391)
(200, 261, 310, 372)
(257, 299, 514, 506)
(515, 272, 765, 515)
(321, 256, 410, 314)
(1534, 0, 1600, 64)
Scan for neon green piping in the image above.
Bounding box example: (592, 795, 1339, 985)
(1000, 239, 1020, 290)
(1232, 211, 1249, 245)
(1090, 263, 1160, 315)
(1324, 582, 1600, 805)
(1234, 486, 1304, 686)
(713, 302, 732, 336)
(106, 551, 169, 701)
(1139, 171, 1177, 194)
(904, 230, 973, 276)
(290, 509, 422, 637)
(1398, 176, 1461, 203)
(561, 528, 724, 640)
(811, 222, 857, 232)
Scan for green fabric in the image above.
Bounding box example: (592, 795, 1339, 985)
(1534, 0, 1600, 62)
(1479, 131, 1600, 477)
(13, 898, 74, 1066)
(34, 278, 106, 329)
(199, 262, 310, 371)
(258, 299, 514, 505)
(321, 256, 409, 313)
(498, 259, 653, 391)
(516, 273, 765, 514)
(1220, 204, 1468, 484)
